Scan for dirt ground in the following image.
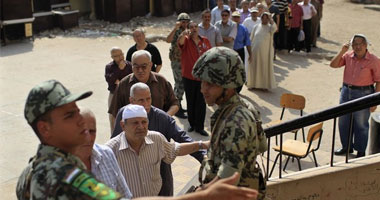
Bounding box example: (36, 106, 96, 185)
(1, 0, 380, 198)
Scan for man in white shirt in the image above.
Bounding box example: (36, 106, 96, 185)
(106, 104, 209, 197)
(199, 9, 223, 47)
(243, 8, 261, 35)
(211, 0, 230, 25)
(299, 0, 317, 52)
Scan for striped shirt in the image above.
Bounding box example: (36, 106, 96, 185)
(91, 144, 133, 198)
(106, 131, 180, 197)
(273, 0, 288, 13)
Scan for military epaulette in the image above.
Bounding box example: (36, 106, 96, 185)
(63, 167, 121, 200)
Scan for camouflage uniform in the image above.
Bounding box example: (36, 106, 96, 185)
(17, 80, 126, 200)
(16, 145, 122, 200)
(169, 13, 190, 102)
(193, 47, 268, 199)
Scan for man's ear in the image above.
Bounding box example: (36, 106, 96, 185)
(129, 97, 133, 103)
(120, 120, 126, 131)
(37, 121, 51, 141)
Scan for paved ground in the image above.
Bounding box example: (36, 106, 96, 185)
(1, 0, 380, 199)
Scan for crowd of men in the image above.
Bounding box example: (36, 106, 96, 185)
(15, 0, 380, 200)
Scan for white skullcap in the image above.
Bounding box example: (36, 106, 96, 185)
(351, 34, 371, 45)
(122, 104, 147, 120)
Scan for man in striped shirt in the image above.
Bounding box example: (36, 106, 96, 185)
(106, 104, 210, 197)
(272, 0, 289, 50)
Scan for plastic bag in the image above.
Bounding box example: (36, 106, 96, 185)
(298, 30, 305, 42)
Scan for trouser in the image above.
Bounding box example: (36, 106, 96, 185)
(234, 48, 245, 93)
(311, 17, 319, 46)
(338, 85, 374, 152)
(278, 13, 287, 50)
(108, 92, 115, 133)
(302, 19, 312, 52)
(171, 61, 185, 102)
(287, 27, 301, 51)
(183, 78, 206, 131)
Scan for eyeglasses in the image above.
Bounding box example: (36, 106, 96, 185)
(133, 63, 149, 71)
(221, 14, 229, 17)
(189, 25, 198, 28)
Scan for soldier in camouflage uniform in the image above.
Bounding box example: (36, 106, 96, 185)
(193, 47, 268, 199)
(166, 13, 190, 119)
(16, 79, 124, 199)
(16, 79, 259, 200)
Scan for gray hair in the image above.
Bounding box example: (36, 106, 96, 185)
(130, 82, 150, 98)
(133, 28, 145, 36)
(80, 108, 96, 124)
(131, 50, 152, 63)
(110, 46, 122, 55)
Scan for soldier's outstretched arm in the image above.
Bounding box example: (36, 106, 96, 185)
(135, 173, 258, 200)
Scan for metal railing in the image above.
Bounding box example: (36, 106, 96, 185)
(265, 92, 380, 179)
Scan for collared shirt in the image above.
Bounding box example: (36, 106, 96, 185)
(239, 9, 251, 23)
(106, 131, 180, 197)
(289, 4, 304, 28)
(198, 23, 223, 47)
(298, 2, 316, 20)
(243, 17, 261, 34)
(338, 51, 380, 86)
(179, 36, 211, 80)
(105, 60, 133, 93)
(126, 42, 162, 72)
(233, 24, 251, 50)
(91, 144, 133, 198)
(211, 5, 230, 25)
(111, 105, 205, 196)
(215, 20, 238, 49)
(108, 72, 179, 117)
(17, 144, 123, 200)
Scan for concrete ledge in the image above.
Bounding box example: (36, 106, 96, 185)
(267, 153, 380, 200)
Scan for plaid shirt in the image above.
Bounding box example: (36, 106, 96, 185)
(91, 144, 133, 199)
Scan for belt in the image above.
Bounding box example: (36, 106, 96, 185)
(343, 83, 374, 90)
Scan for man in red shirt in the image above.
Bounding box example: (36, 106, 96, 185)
(288, 0, 303, 52)
(330, 34, 380, 158)
(178, 21, 212, 136)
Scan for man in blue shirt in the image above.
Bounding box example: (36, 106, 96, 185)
(232, 11, 251, 93)
(232, 11, 252, 64)
(111, 82, 205, 196)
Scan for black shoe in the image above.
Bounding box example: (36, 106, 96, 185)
(334, 148, 353, 155)
(356, 152, 365, 158)
(187, 126, 194, 132)
(175, 109, 187, 119)
(196, 129, 209, 136)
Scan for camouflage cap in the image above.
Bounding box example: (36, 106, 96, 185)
(24, 80, 92, 125)
(192, 47, 246, 88)
(177, 13, 190, 21)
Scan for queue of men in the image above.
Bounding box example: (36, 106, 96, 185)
(16, 1, 380, 200)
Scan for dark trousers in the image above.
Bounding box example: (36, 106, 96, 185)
(278, 13, 288, 50)
(234, 48, 245, 93)
(183, 77, 206, 131)
(287, 27, 301, 51)
(303, 19, 312, 52)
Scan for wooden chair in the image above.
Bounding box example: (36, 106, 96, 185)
(269, 122, 324, 177)
(265, 93, 306, 144)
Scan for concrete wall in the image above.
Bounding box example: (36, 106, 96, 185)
(267, 154, 380, 200)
